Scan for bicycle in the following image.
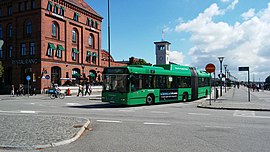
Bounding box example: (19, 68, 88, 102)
(49, 89, 65, 99)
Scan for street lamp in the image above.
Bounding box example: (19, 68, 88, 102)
(108, 0, 111, 67)
(224, 64, 228, 93)
(81, 64, 85, 83)
(218, 57, 224, 97)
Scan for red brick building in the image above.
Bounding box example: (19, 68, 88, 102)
(0, 0, 126, 93)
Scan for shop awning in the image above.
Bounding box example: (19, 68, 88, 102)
(57, 44, 65, 51)
(92, 52, 97, 57)
(72, 73, 81, 77)
(87, 51, 92, 56)
(72, 48, 80, 54)
(88, 72, 95, 77)
(48, 43, 56, 50)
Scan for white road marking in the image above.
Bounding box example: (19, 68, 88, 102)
(143, 122, 171, 126)
(119, 109, 134, 112)
(30, 103, 35, 105)
(96, 120, 122, 123)
(233, 110, 255, 117)
(20, 111, 36, 114)
(205, 125, 232, 129)
(188, 113, 210, 116)
(151, 111, 169, 114)
(66, 103, 81, 106)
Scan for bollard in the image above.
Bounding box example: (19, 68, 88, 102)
(216, 88, 219, 99)
(66, 88, 71, 96)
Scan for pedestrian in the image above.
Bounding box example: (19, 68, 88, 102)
(77, 84, 83, 96)
(10, 85, 15, 97)
(85, 83, 92, 96)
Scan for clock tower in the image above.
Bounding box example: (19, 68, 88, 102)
(154, 41, 170, 65)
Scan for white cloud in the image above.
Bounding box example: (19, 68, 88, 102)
(220, 0, 230, 2)
(241, 8, 255, 20)
(169, 51, 185, 64)
(227, 0, 239, 10)
(175, 2, 270, 81)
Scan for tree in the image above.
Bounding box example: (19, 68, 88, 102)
(132, 59, 152, 66)
(0, 61, 4, 78)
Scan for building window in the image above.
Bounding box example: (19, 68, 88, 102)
(88, 35, 93, 47)
(47, 43, 56, 57)
(8, 6, 13, 16)
(95, 21, 99, 29)
(30, 42, 35, 55)
(52, 23, 58, 38)
(72, 29, 78, 43)
(86, 18, 90, 26)
(0, 25, 2, 39)
(25, 2, 29, 11)
(59, 7, 65, 16)
(21, 43, 26, 56)
(56, 44, 64, 58)
(53, 5, 59, 14)
(19, 2, 23, 12)
(92, 52, 97, 64)
(8, 24, 12, 38)
(26, 21, 32, 35)
(47, 1, 53, 11)
(73, 12, 79, 21)
(31, 0, 35, 9)
(86, 51, 91, 62)
(72, 48, 79, 61)
(9, 45, 12, 58)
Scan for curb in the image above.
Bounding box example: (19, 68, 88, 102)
(197, 104, 270, 112)
(34, 119, 91, 149)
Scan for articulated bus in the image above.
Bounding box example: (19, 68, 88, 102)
(102, 64, 211, 106)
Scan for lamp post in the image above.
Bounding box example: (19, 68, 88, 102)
(224, 64, 228, 93)
(218, 57, 224, 97)
(108, 0, 111, 67)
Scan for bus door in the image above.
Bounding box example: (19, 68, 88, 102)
(190, 67, 198, 100)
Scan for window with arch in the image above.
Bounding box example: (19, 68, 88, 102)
(52, 22, 59, 39)
(8, 24, 12, 38)
(26, 21, 32, 35)
(0, 25, 2, 39)
(88, 34, 94, 47)
(72, 28, 78, 43)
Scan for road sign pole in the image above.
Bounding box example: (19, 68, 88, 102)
(248, 70, 250, 102)
(28, 80, 30, 98)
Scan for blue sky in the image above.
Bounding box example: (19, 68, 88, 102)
(87, 0, 270, 81)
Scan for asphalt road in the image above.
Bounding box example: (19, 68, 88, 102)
(0, 95, 270, 152)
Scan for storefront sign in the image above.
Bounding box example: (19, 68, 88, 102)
(12, 59, 40, 65)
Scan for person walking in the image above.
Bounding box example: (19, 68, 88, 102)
(77, 84, 83, 96)
(85, 83, 92, 96)
(11, 85, 15, 97)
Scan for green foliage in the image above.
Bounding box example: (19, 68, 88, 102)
(0, 61, 3, 78)
(132, 59, 152, 66)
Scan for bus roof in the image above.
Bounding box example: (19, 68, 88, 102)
(104, 64, 210, 77)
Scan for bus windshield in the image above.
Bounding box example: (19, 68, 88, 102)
(103, 74, 129, 93)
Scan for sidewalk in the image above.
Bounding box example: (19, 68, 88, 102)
(198, 86, 270, 111)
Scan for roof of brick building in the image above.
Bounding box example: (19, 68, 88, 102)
(65, 0, 102, 18)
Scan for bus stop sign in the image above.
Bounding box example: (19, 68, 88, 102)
(205, 63, 215, 73)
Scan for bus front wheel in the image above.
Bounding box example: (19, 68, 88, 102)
(146, 94, 154, 105)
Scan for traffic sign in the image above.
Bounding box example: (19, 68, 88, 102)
(239, 67, 249, 71)
(45, 75, 50, 80)
(26, 75, 31, 81)
(205, 63, 215, 73)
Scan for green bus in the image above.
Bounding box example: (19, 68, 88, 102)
(102, 64, 211, 106)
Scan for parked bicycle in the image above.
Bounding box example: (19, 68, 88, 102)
(48, 88, 65, 99)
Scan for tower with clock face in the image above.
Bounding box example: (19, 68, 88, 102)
(154, 41, 170, 65)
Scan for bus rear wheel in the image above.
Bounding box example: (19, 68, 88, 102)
(146, 94, 154, 105)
